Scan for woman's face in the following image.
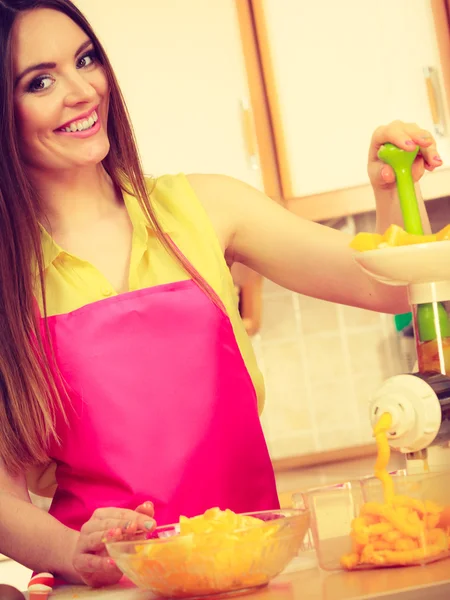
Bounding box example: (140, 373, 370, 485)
(12, 8, 110, 173)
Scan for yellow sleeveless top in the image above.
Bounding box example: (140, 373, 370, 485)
(28, 174, 264, 496)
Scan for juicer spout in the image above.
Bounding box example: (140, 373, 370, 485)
(369, 374, 443, 454)
(369, 372, 450, 473)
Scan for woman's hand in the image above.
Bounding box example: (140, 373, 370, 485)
(368, 121, 443, 234)
(368, 120, 442, 191)
(72, 501, 155, 588)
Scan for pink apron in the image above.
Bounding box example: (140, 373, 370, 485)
(43, 269, 279, 533)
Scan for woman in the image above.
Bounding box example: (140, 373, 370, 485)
(0, 0, 441, 588)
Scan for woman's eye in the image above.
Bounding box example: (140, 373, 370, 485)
(77, 51, 96, 69)
(28, 76, 54, 93)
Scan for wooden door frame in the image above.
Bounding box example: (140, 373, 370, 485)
(234, 0, 285, 335)
(235, 0, 282, 201)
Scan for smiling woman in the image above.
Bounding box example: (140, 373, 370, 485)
(12, 10, 110, 168)
(0, 0, 444, 593)
(0, 0, 220, 472)
(0, 0, 245, 588)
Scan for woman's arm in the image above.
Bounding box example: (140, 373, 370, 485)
(0, 463, 156, 587)
(189, 122, 441, 314)
(0, 466, 79, 582)
(190, 173, 408, 313)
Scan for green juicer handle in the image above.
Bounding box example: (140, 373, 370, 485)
(377, 143, 448, 343)
(377, 143, 423, 235)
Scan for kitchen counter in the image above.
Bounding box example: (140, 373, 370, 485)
(31, 557, 450, 600)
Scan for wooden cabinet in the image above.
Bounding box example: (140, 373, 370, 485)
(74, 0, 264, 190)
(252, 0, 450, 219)
(75, 0, 450, 221)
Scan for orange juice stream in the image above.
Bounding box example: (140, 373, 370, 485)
(374, 412, 394, 504)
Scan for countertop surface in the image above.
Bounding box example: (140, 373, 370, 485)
(29, 557, 450, 600)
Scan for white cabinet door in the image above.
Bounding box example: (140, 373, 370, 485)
(74, 0, 263, 190)
(260, 0, 450, 197)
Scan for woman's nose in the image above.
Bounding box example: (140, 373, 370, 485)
(64, 74, 97, 107)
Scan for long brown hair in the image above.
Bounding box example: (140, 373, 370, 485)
(0, 0, 216, 475)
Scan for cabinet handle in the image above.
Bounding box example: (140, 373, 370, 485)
(241, 98, 259, 170)
(423, 66, 446, 137)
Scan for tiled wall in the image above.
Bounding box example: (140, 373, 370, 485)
(253, 198, 450, 460)
(253, 280, 402, 460)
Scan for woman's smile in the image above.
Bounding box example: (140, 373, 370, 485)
(13, 9, 110, 171)
(56, 107, 101, 138)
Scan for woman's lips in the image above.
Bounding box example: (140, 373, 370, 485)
(55, 114, 101, 139)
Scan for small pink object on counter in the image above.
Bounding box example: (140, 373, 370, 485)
(28, 573, 54, 599)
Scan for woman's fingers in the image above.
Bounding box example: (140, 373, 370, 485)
(368, 121, 442, 188)
(80, 507, 155, 537)
(73, 552, 119, 576)
(135, 501, 154, 517)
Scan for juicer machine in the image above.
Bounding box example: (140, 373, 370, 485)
(356, 241, 450, 473)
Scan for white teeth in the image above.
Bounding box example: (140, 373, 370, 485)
(60, 110, 98, 133)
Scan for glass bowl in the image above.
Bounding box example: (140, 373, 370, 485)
(106, 508, 310, 598)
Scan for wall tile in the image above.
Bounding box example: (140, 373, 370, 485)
(261, 341, 306, 395)
(259, 293, 299, 342)
(310, 378, 359, 435)
(318, 427, 362, 451)
(270, 432, 318, 458)
(254, 281, 402, 459)
(341, 305, 382, 330)
(346, 330, 388, 376)
(303, 333, 348, 385)
(299, 297, 339, 335)
(264, 389, 313, 439)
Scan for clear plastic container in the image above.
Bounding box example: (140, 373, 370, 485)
(293, 480, 364, 571)
(413, 300, 450, 375)
(294, 470, 450, 572)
